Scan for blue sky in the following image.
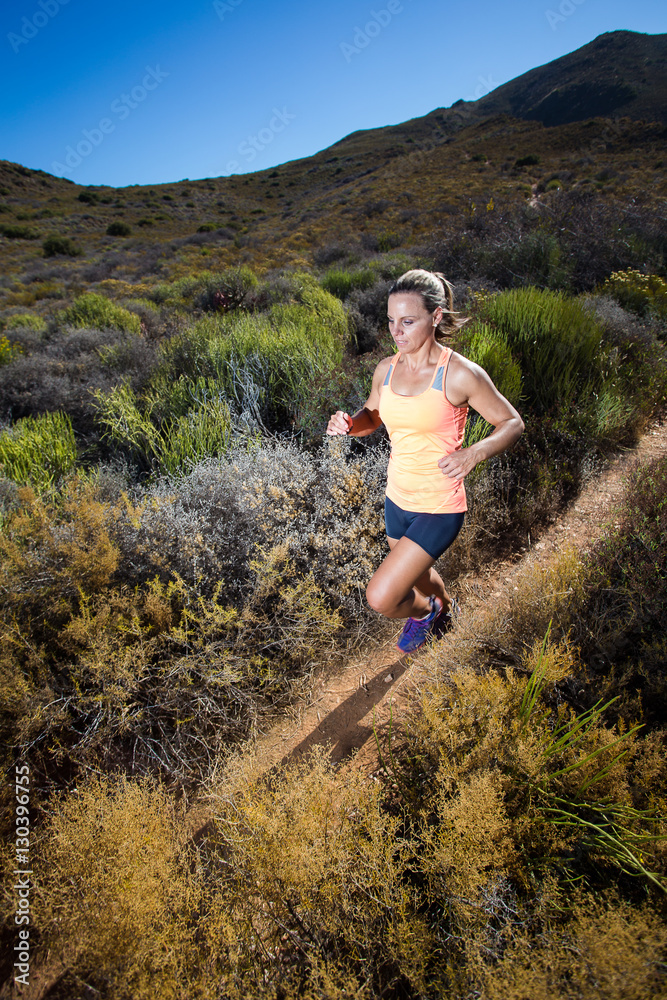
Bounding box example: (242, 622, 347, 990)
(1, 0, 664, 187)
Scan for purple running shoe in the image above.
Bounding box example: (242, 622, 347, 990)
(432, 597, 461, 639)
(396, 596, 443, 654)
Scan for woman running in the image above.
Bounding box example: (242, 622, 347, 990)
(327, 269, 524, 653)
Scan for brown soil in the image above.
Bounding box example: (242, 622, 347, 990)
(255, 419, 667, 781)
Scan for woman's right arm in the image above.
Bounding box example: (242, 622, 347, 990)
(326, 357, 390, 437)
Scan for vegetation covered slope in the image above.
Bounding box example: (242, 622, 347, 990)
(473, 29, 667, 126)
(0, 32, 665, 283)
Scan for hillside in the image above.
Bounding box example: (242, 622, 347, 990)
(0, 30, 665, 289)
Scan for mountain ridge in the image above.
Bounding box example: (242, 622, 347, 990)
(296, 30, 666, 174)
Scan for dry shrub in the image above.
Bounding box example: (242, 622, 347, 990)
(467, 895, 667, 1000)
(33, 775, 202, 999)
(425, 545, 587, 679)
(0, 324, 158, 432)
(0, 480, 119, 621)
(203, 745, 435, 997)
(574, 455, 667, 723)
(505, 545, 588, 649)
(114, 435, 389, 617)
(411, 624, 664, 900)
(422, 769, 518, 917)
(0, 471, 356, 783)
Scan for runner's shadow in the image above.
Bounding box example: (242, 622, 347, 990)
(275, 655, 410, 772)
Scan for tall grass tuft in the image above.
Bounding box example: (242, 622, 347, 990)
(93, 378, 233, 475)
(320, 266, 377, 300)
(474, 286, 644, 440)
(479, 288, 603, 419)
(148, 286, 348, 433)
(0, 411, 77, 493)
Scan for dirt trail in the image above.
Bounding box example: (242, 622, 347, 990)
(256, 419, 667, 780)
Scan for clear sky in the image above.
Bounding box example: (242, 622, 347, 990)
(1, 0, 664, 188)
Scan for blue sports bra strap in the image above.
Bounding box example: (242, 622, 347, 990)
(383, 357, 398, 386)
(431, 347, 450, 393)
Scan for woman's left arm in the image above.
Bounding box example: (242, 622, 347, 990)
(438, 355, 525, 481)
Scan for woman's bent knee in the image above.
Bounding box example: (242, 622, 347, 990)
(366, 580, 396, 617)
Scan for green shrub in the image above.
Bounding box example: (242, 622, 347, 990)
(602, 268, 667, 321)
(498, 230, 570, 290)
(106, 221, 132, 236)
(320, 267, 376, 300)
(194, 265, 259, 311)
(0, 334, 21, 367)
(43, 235, 80, 257)
(151, 266, 258, 310)
(0, 223, 39, 239)
(61, 292, 141, 334)
(93, 378, 233, 475)
(3, 311, 47, 334)
(515, 153, 540, 167)
(464, 323, 523, 406)
(283, 272, 349, 344)
(369, 251, 416, 280)
(376, 229, 401, 252)
(462, 322, 523, 447)
(0, 411, 77, 492)
(150, 283, 348, 432)
(77, 190, 99, 204)
(477, 287, 617, 435)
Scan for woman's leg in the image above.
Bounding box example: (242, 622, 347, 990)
(366, 536, 442, 619)
(410, 559, 456, 611)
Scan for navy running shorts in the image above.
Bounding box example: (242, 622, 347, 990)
(384, 495, 465, 561)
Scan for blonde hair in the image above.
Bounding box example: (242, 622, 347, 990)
(388, 269, 468, 340)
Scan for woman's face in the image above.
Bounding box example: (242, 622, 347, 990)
(387, 292, 442, 353)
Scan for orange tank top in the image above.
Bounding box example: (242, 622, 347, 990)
(378, 347, 468, 514)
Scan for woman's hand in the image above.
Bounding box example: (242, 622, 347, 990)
(438, 446, 480, 481)
(326, 410, 353, 435)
